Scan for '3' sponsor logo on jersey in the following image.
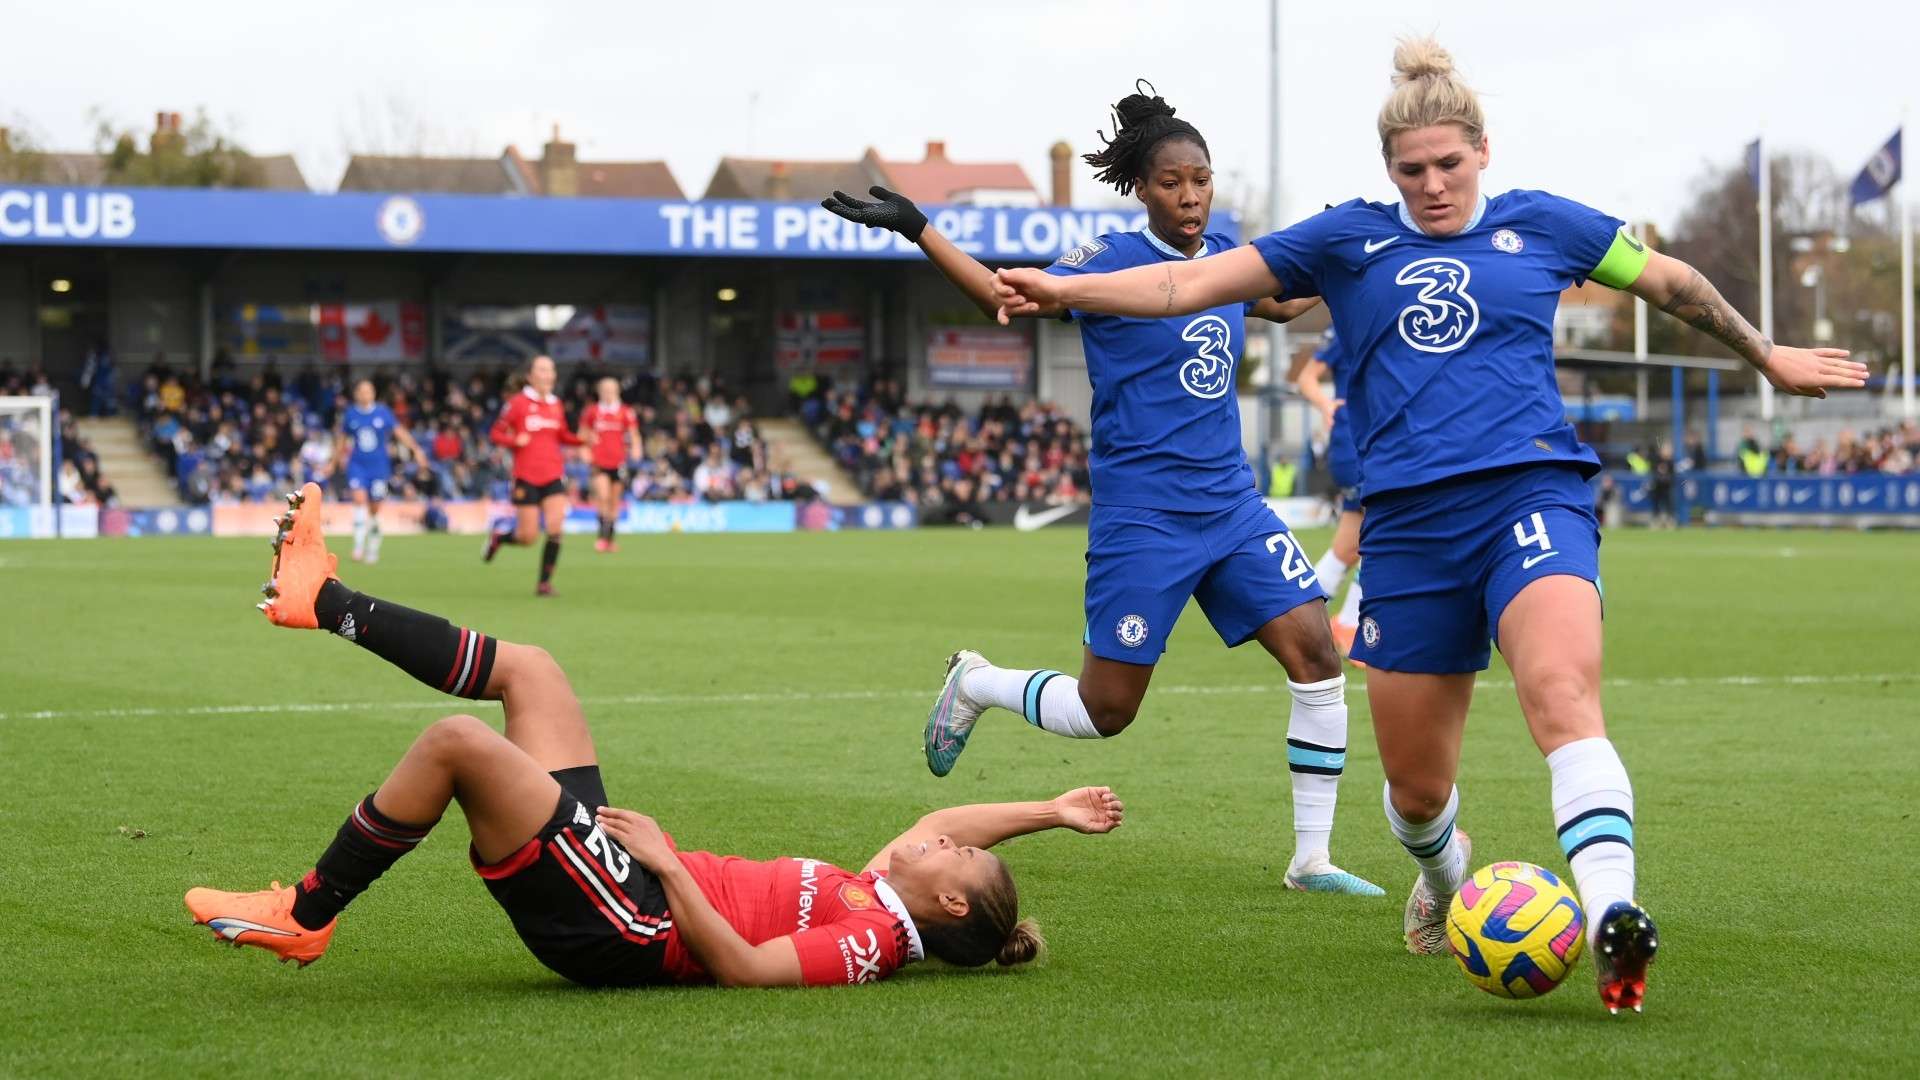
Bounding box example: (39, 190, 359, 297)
(1394, 257, 1480, 354)
(1178, 315, 1234, 400)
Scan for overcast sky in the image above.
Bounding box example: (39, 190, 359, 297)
(8, 0, 1916, 232)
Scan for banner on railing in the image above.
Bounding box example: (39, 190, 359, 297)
(1613, 472, 1920, 520)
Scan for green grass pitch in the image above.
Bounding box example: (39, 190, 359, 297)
(1, 525, 1915, 1077)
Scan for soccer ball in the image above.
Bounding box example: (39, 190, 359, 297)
(1446, 861, 1585, 999)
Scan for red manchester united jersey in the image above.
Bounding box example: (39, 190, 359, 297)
(581, 402, 638, 471)
(661, 848, 921, 986)
(490, 387, 580, 485)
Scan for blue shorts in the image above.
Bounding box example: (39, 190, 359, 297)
(1083, 492, 1327, 664)
(346, 468, 390, 501)
(1352, 464, 1601, 674)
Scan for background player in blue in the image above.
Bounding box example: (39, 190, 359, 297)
(988, 39, 1868, 1014)
(336, 378, 425, 565)
(1291, 326, 1366, 662)
(825, 83, 1382, 897)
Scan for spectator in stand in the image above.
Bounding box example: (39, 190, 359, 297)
(80, 342, 116, 417)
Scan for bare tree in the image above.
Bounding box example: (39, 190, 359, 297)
(0, 116, 50, 182)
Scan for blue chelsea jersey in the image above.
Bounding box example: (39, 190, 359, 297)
(1046, 230, 1257, 511)
(1253, 190, 1619, 498)
(341, 403, 396, 470)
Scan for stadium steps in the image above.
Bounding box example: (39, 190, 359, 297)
(71, 418, 179, 507)
(757, 418, 863, 506)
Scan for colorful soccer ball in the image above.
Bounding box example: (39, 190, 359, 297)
(1446, 861, 1585, 999)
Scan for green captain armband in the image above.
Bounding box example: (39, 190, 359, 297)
(1589, 228, 1651, 289)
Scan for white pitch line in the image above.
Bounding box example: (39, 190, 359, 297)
(1, 671, 1914, 723)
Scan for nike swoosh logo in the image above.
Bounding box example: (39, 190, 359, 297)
(208, 917, 298, 940)
(1363, 236, 1398, 253)
(1013, 504, 1080, 531)
(1521, 551, 1561, 570)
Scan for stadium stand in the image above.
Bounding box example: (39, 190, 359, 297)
(126, 355, 802, 506)
(802, 377, 1091, 512)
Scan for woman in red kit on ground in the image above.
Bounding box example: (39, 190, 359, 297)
(578, 376, 642, 553)
(484, 354, 581, 595)
(195, 483, 1121, 986)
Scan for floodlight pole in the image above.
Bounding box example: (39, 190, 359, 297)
(1758, 134, 1774, 421)
(1267, 0, 1287, 407)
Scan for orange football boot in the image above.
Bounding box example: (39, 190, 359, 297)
(1330, 620, 1367, 668)
(258, 482, 338, 629)
(185, 881, 336, 966)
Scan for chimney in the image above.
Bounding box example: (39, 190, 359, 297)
(1049, 141, 1072, 207)
(924, 140, 947, 162)
(540, 123, 578, 197)
(767, 161, 791, 201)
(151, 111, 185, 155)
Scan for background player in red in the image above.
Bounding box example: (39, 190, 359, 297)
(484, 354, 581, 595)
(578, 376, 641, 553)
(192, 482, 1118, 986)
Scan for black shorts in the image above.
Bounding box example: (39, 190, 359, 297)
(594, 466, 627, 484)
(511, 479, 567, 506)
(473, 766, 674, 987)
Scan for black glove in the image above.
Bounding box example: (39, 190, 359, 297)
(821, 186, 927, 243)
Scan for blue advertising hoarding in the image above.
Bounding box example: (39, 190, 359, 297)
(0, 184, 1236, 262)
(1614, 472, 1920, 520)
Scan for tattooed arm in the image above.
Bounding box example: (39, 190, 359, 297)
(1626, 250, 1867, 398)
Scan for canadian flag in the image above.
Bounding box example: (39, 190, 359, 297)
(318, 302, 428, 362)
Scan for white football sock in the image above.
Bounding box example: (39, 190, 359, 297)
(1548, 737, 1636, 947)
(1286, 675, 1347, 863)
(1335, 575, 1364, 627)
(1311, 549, 1350, 597)
(960, 664, 1103, 738)
(1384, 783, 1467, 898)
(351, 506, 369, 555)
(366, 516, 383, 561)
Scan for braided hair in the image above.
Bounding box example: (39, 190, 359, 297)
(1082, 80, 1209, 196)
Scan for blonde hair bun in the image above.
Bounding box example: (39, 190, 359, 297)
(1391, 37, 1456, 85)
(1377, 36, 1484, 158)
(995, 918, 1046, 966)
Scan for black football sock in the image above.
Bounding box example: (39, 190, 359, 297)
(540, 538, 561, 584)
(292, 794, 436, 929)
(314, 579, 499, 698)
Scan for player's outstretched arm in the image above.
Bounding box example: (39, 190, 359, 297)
(860, 787, 1124, 874)
(823, 186, 1060, 320)
(1626, 249, 1868, 398)
(595, 807, 805, 987)
(1251, 297, 1321, 324)
(992, 245, 1279, 324)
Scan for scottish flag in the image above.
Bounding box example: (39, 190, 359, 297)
(1850, 129, 1902, 206)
